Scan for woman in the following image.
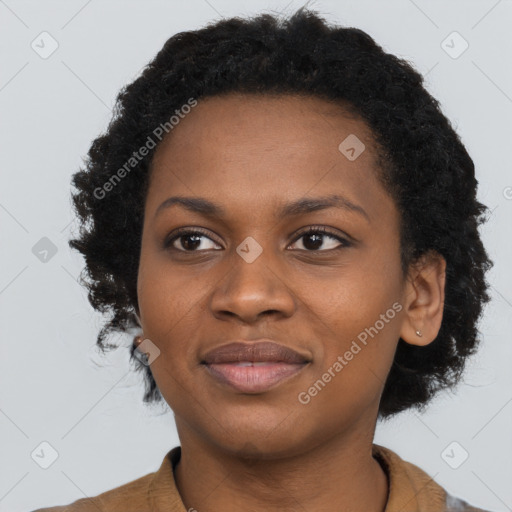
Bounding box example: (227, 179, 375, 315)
(34, 8, 495, 512)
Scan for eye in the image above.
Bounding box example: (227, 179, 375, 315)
(288, 226, 351, 252)
(164, 227, 222, 252)
(164, 226, 351, 253)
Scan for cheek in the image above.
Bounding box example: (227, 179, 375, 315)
(298, 300, 401, 429)
(305, 264, 402, 387)
(307, 261, 401, 335)
(137, 262, 202, 411)
(137, 241, 200, 329)
(136, 253, 200, 366)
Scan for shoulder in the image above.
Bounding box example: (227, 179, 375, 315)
(372, 444, 497, 512)
(31, 471, 155, 512)
(444, 492, 496, 512)
(31, 447, 182, 512)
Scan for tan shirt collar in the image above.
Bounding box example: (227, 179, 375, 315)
(146, 443, 452, 512)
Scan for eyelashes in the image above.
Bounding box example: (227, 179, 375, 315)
(163, 225, 352, 254)
(164, 227, 221, 252)
(290, 226, 351, 251)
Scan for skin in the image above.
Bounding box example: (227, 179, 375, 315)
(135, 93, 446, 512)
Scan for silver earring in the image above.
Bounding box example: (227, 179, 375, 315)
(415, 330, 423, 337)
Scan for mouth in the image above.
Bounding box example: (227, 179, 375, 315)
(201, 340, 311, 394)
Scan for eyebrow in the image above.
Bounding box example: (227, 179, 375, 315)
(155, 194, 370, 222)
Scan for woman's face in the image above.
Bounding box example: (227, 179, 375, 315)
(137, 93, 424, 456)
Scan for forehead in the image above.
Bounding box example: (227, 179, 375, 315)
(147, 93, 391, 224)
(152, 93, 374, 159)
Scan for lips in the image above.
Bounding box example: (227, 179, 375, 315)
(201, 340, 311, 393)
(202, 340, 309, 365)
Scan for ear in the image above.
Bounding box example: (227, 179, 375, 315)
(399, 250, 446, 346)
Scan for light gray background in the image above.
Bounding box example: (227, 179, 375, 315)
(1, 1, 511, 511)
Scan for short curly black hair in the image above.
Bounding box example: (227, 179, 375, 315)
(69, 7, 493, 419)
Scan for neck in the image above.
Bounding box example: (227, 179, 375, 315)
(173, 419, 389, 512)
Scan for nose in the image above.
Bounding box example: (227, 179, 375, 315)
(209, 250, 296, 324)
